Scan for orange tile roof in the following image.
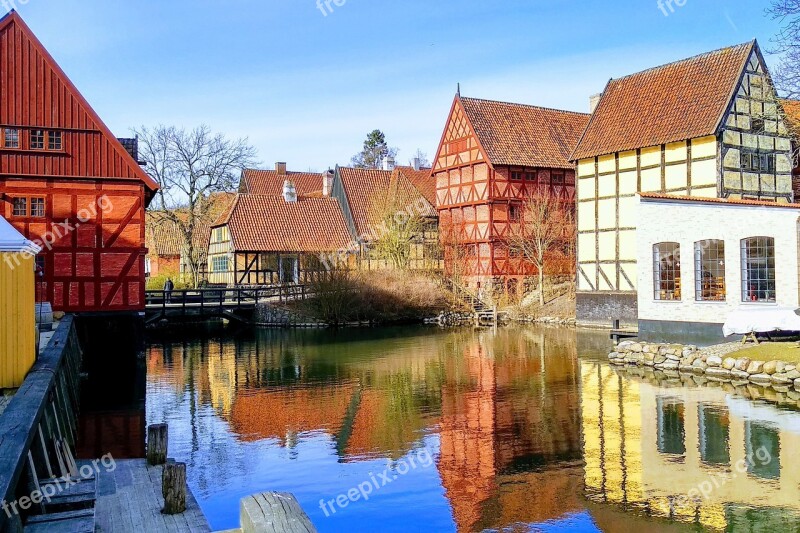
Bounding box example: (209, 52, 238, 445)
(459, 97, 589, 169)
(395, 165, 436, 206)
(780, 98, 800, 137)
(147, 192, 235, 256)
(572, 42, 755, 160)
(215, 194, 353, 252)
(639, 192, 800, 209)
(240, 169, 324, 196)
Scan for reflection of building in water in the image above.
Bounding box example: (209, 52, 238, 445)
(582, 361, 800, 531)
(438, 329, 584, 532)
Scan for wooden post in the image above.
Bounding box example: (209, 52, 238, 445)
(240, 493, 317, 533)
(162, 461, 187, 515)
(147, 424, 168, 466)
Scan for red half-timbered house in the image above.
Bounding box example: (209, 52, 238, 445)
(433, 94, 589, 292)
(0, 11, 158, 312)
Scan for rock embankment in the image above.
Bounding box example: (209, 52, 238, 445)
(609, 341, 800, 391)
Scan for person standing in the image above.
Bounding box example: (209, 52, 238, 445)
(165, 278, 174, 303)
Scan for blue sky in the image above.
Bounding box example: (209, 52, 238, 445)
(4, 0, 786, 171)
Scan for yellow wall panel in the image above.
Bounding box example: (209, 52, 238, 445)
(598, 174, 617, 198)
(578, 202, 596, 232)
(578, 177, 596, 200)
(619, 171, 637, 195)
(579, 263, 596, 291)
(598, 154, 616, 174)
(598, 232, 616, 261)
(621, 263, 638, 290)
(640, 146, 661, 167)
(619, 230, 637, 261)
(578, 158, 596, 177)
(598, 263, 615, 290)
(578, 234, 596, 262)
(0, 254, 36, 389)
(618, 196, 637, 228)
(597, 199, 616, 230)
(691, 158, 718, 187)
(665, 141, 688, 163)
(692, 136, 717, 158)
(691, 186, 717, 198)
(665, 163, 688, 190)
(619, 151, 637, 170)
(640, 167, 662, 192)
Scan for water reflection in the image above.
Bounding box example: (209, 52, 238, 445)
(143, 326, 800, 532)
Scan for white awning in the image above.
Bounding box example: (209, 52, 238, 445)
(0, 216, 41, 254)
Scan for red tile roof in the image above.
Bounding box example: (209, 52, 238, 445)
(780, 98, 800, 137)
(459, 97, 589, 169)
(240, 169, 324, 196)
(147, 192, 235, 256)
(215, 195, 353, 252)
(396, 166, 436, 206)
(639, 192, 800, 209)
(572, 42, 755, 160)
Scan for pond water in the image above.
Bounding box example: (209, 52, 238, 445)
(142, 326, 800, 532)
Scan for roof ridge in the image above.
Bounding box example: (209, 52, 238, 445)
(609, 41, 755, 83)
(460, 96, 590, 117)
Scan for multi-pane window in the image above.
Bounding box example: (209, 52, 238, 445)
(48, 131, 63, 150)
(552, 172, 566, 185)
(653, 242, 681, 301)
(30, 130, 45, 150)
(12, 198, 27, 217)
(211, 256, 229, 273)
(524, 171, 537, 182)
(741, 152, 776, 173)
(509, 204, 520, 222)
(741, 237, 776, 302)
(511, 171, 523, 180)
(30, 197, 45, 218)
(695, 240, 726, 301)
(3, 128, 19, 148)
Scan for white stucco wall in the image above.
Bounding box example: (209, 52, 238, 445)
(637, 196, 800, 325)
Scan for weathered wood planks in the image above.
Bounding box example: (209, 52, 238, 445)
(240, 492, 317, 533)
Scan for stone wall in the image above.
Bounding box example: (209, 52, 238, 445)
(610, 341, 800, 392)
(576, 292, 638, 327)
(253, 303, 326, 328)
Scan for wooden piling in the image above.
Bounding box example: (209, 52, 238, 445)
(147, 424, 168, 466)
(241, 492, 317, 533)
(162, 462, 187, 515)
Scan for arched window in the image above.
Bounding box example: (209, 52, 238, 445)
(741, 237, 776, 302)
(653, 243, 681, 301)
(695, 240, 726, 301)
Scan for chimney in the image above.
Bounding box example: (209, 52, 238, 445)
(383, 156, 396, 171)
(276, 162, 287, 175)
(322, 170, 334, 197)
(412, 157, 421, 171)
(589, 93, 603, 113)
(283, 179, 298, 203)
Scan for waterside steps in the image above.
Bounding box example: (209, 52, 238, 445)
(440, 277, 499, 326)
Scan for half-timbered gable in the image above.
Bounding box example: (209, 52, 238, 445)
(571, 40, 797, 327)
(433, 94, 589, 291)
(0, 11, 158, 312)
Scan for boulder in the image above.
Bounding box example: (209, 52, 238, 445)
(772, 373, 793, 385)
(746, 361, 765, 375)
(628, 343, 643, 353)
(786, 364, 797, 372)
(706, 356, 723, 368)
(762, 361, 779, 375)
(795, 378, 800, 390)
(776, 362, 787, 374)
(666, 353, 681, 362)
(731, 369, 750, 380)
(722, 358, 737, 370)
(661, 362, 679, 371)
(750, 373, 773, 385)
(787, 369, 800, 380)
(654, 354, 667, 365)
(735, 358, 751, 372)
(706, 367, 732, 379)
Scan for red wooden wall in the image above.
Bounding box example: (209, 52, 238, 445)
(0, 12, 157, 312)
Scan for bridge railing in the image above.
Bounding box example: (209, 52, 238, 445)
(144, 285, 311, 312)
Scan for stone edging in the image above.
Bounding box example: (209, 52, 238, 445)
(609, 341, 800, 391)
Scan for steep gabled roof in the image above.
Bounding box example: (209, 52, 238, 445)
(780, 98, 800, 138)
(0, 11, 158, 192)
(147, 192, 235, 256)
(571, 41, 756, 160)
(239, 169, 324, 196)
(459, 97, 590, 169)
(395, 166, 436, 206)
(214, 195, 352, 253)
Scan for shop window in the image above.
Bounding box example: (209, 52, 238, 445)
(741, 237, 775, 302)
(695, 240, 725, 301)
(653, 242, 681, 301)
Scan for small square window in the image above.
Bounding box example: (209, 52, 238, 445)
(48, 131, 62, 151)
(511, 171, 523, 181)
(751, 118, 765, 132)
(30, 198, 45, 217)
(3, 128, 19, 149)
(552, 172, 566, 185)
(12, 197, 27, 217)
(31, 130, 45, 150)
(525, 171, 537, 182)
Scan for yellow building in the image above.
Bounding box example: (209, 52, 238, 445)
(0, 215, 41, 389)
(571, 41, 795, 328)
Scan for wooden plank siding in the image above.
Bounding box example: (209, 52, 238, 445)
(0, 12, 157, 312)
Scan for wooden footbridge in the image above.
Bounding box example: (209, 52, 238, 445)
(144, 286, 310, 326)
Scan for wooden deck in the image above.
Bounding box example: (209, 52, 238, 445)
(94, 460, 210, 533)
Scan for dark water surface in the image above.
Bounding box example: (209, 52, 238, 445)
(141, 326, 800, 532)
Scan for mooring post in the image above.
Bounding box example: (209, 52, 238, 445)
(162, 461, 187, 515)
(147, 423, 168, 466)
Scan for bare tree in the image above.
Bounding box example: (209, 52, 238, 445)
(136, 125, 258, 288)
(505, 189, 575, 306)
(366, 188, 430, 270)
(409, 149, 431, 168)
(769, 0, 800, 97)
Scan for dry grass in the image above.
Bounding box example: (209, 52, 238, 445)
(729, 341, 800, 364)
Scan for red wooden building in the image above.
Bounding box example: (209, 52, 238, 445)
(432, 94, 589, 293)
(0, 11, 158, 312)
